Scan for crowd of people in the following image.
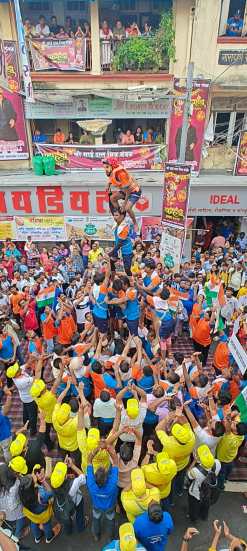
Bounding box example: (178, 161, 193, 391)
(0, 159, 247, 550)
(32, 126, 163, 147)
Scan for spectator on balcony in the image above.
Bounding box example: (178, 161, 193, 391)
(75, 26, 84, 38)
(121, 130, 135, 145)
(100, 21, 113, 70)
(79, 131, 94, 145)
(143, 128, 155, 144)
(83, 22, 92, 70)
(50, 16, 60, 37)
(35, 15, 50, 37)
(56, 27, 69, 39)
(23, 18, 35, 38)
(113, 20, 126, 41)
(226, 10, 243, 36)
(65, 16, 75, 37)
(126, 22, 141, 37)
(53, 128, 65, 145)
(65, 132, 77, 144)
(143, 22, 152, 36)
(134, 127, 143, 144)
(33, 129, 47, 144)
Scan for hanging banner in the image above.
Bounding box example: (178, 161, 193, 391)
(160, 226, 183, 272)
(65, 216, 114, 240)
(168, 79, 210, 176)
(30, 37, 86, 71)
(0, 217, 16, 240)
(0, 39, 8, 90)
(13, 0, 34, 102)
(36, 143, 165, 171)
(3, 41, 20, 93)
(15, 216, 66, 241)
(235, 130, 247, 175)
(229, 333, 247, 375)
(141, 216, 161, 240)
(162, 163, 191, 229)
(0, 87, 29, 159)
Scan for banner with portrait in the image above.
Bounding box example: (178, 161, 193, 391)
(141, 216, 161, 240)
(0, 87, 29, 160)
(235, 130, 247, 175)
(30, 37, 86, 71)
(3, 41, 20, 93)
(162, 163, 191, 229)
(168, 79, 210, 175)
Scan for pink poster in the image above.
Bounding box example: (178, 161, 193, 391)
(0, 87, 29, 160)
(168, 79, 210, 175)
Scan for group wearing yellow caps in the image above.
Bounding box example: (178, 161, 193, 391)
(30, 379, 57, 424)
(121, 468, 160, 523)
(77, 427, 110, 473)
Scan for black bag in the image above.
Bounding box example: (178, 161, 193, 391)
(53, 480, 75, 523)
(197, 464, 219, 505)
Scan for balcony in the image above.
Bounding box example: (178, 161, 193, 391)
(27, 35, 169, 75)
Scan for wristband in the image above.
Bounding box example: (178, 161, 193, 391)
(183, 538, 189, 542)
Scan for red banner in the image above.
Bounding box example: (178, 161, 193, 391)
(168, 79, 210, 175)
(162, 163, 191, 229)
(3, 41, 20, 93)
(36, 143, 165, 171)
(30, 38, 86, 71)
(235, 130, 247, 175)
(141, 216, 161, 240)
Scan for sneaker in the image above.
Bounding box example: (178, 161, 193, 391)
(46, 524, 62, 544)
(35, 535, 43, 544)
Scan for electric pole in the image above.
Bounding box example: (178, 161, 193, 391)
(178, 62, 194, 163)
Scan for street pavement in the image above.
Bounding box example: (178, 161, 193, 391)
(23, 491, 247, 550)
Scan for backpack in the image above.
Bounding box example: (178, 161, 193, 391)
(197, 464, 219, 506)
(53, 480, 75, 523)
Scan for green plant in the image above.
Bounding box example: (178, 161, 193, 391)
(112, 11, 176, 71)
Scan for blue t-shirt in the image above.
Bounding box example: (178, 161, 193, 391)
(0, 336, 14, 360)
(134, 511, 174, 551)
(102, 542, 146, 550)
(86, 465, 118, 511)
(0, 408, 11, 441)
(226, 17, 243, 36)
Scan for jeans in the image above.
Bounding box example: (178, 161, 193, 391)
(30, 520, 53, 541)
(62, 498, 85, 535)
(92, 507, 115, 539)
(188, 494, 209, 521)
(218, 461, 233, 489)
(7, 517, 26, 538)
(82, 256, 88, 269)
(16, 346, 25, 366)
(170, 467, 187, 501)
(44, 422, 54, 450)
(45, 338, 54, 354)
(23, 401, 37, 436)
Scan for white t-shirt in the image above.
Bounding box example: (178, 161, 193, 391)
(69, 473, 86, 506)
(13, 370, 33, 403)
(194, 425, 221, 455)
(93, 398, 116, 419)
(119, 403, 147, 442)
(188, 459, 221, 500)
(75, 297, 90, 324)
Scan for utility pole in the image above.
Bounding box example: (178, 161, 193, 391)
(178, 62, 194, 163)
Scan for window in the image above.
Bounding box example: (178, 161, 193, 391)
(27, 1, 50, 11)
(219, 0, 246, 36)
(214, 112, 231, 143)
(214, 111, 245, 145)
(66, 1, 86, 10)
(119, 0, 136, 10)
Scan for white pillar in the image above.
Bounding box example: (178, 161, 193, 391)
(90, 0, 101, 75)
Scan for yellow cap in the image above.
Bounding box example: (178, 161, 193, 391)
(9, 456, 28, 475)
(50, 462, 67, 488)
(10, 433, 27, 457)
(197, 444, 215, 470)
(119, 523, 136, 551)
(32, 464, 42, 473)
(56, 403, 71, 425)
(30, 379, 46, 398)
(126, 398, 139, 419)
(171, 423, 191, 444)
(6, 362, 20, 378)
(156, 452, 177, 477)
(131, 468, 146, 497)
(87, 428, 100, 451)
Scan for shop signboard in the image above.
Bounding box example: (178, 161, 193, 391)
(15, 216, 66, 241)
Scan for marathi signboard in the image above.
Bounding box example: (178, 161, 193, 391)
(162, 163, 191, 229)
(30, 37, 86, 71)
(218, 50, 247, 65)
(36, 144, 165, 171)
(160, 228, 182, 272)
(65, 216, 114, 240)
(0, 217, 16, 240)
(168, 79, 210, 175)
(15, 216, 67, 241)
(235, 130, 247, 176)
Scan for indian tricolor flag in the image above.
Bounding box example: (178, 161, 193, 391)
(204, 276, 225, 308)
(36, 285, 55, 309)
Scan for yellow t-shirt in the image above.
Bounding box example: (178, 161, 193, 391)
(52, 404, 78, 452)
(156, 426, 195, 471)
(142, 462, 177, 498)
(238, 287, 247, 298)
(216, 432, 244, 463)
(35, 390, 57, 424)
(77, 429, 110, 473)
(121, 487, 160, 523)
(88, 248, 103, 264)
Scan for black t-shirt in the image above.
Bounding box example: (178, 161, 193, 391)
(25, 432, 46, 472)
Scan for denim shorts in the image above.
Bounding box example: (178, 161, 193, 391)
(128, 189, 141, 205)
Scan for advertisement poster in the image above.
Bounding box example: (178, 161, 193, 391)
(0, 87, 29, 160)
(36, 143, 165, 171)
(235, 130, 247, 175)
(30, 38, 86, 71)
(168, 79, 210, 175)
(162, 163, 191, 228)
(15, 216, 66, 241)
(160, 226, 183, 272)
(3, 41, 20, 93)
(141, 216, 161, 240)
(0, 217, 16, 240)
(65, 216, 114, 240)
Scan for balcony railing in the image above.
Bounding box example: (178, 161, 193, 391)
(27, 36, 169, 73)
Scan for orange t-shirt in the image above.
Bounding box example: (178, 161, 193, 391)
(213, 341, 229, 371)
(90, 371, 116, 399)
(193, 319, 211, 347)
(10, 292, 24, 314)
(57, 315, 76, 345)
(189, 303, 202, 336)
(42, 317, 57, 340)
(54, 132, 65, 144)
